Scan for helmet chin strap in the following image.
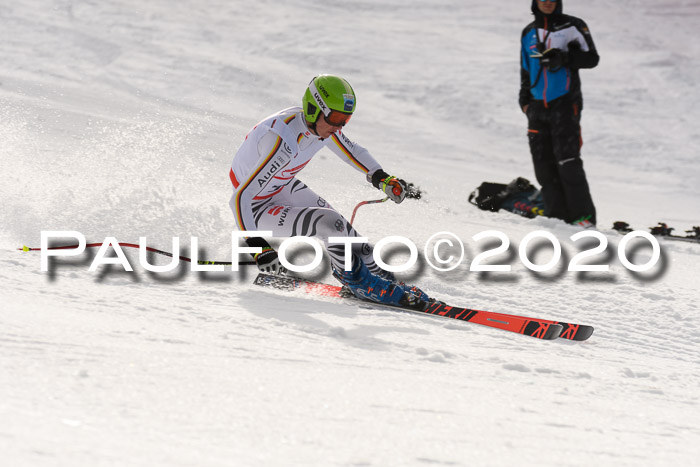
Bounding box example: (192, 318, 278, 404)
(305, 117, 319, 137)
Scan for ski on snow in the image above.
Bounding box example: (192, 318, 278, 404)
(253, 273, 594, 341)
(613, 221, 699, 244)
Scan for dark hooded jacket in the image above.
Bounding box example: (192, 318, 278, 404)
(519, 0, 599, 109)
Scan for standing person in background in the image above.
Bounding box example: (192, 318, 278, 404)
(520, 0, 599, 227)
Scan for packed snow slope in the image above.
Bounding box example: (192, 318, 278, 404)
(2, 1, 699, 466)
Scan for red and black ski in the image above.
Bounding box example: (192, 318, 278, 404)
(253, 274, 593, 341)
(476, 311, 594, 341)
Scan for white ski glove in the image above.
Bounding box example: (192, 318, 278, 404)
(369, 169, 408, 204)
(245, 237, 286, 275)
(254, 247, 286, 275)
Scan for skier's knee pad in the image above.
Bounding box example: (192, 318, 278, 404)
(315, 209, 351, 239)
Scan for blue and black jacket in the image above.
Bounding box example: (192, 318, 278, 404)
(519, 0, 599, 109)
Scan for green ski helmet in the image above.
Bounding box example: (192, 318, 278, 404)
(302, 75, 356, 126)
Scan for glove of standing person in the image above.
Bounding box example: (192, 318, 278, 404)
(540, 48, 568, 70)
(369, 169, 408, 204)
(254, 247, 286, 275)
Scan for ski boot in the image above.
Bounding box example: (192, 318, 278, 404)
(572, 215, 595, 229)
(332, 258, 431, 310)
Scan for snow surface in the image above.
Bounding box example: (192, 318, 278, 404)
(2, 0, 700, 466)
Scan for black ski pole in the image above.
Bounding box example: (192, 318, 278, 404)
(19, 242, 256, 266)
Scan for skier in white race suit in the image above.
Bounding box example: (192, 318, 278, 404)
(229, 74, 429, 307)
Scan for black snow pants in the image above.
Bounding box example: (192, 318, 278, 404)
(526, 97, 596, 225)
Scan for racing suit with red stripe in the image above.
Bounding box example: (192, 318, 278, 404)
(229, 106, 386, 273)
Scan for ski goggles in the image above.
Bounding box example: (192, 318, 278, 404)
(323, 110, 352, 127)
(539, 0, 558, 2)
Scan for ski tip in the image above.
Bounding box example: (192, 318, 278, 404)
(557, 324, 595, 341)
(543, 324, 564, 340)
(519, 321, 563, 340)
(572, 326, 594, 341)
(549, 324, 564, 340)
(20, 245, 30, 252)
